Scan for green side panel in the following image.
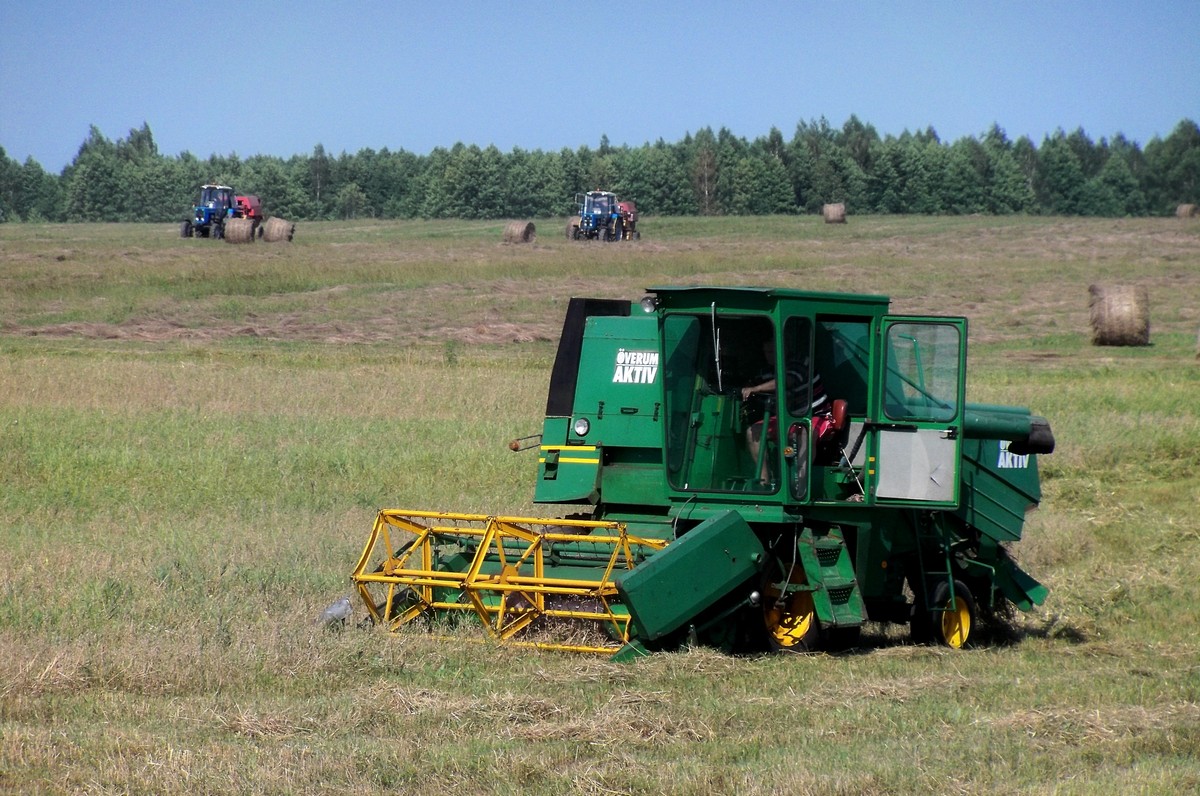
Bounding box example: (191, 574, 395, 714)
(616, 510, 764, 641)
(537, 313, 667, 505)
(956, 438, 1042, 542)
(601, 460, 670, 506)
(573, 314, 662, 449)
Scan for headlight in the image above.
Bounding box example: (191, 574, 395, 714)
(640, 295, 658, 313)
(573, 417, 590, 437)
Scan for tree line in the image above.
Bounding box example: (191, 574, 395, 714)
(1, 117, 1197, 223)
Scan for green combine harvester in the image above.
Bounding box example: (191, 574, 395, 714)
(351, 287, 1054, 657)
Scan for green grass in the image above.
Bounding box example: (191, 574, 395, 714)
(1, 217, 1198, 794)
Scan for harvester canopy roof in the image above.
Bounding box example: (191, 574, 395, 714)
(645, 286, 891, 313)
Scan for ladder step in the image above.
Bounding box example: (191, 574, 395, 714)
(825, 581, 858, 605)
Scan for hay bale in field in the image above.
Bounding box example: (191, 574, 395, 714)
(222, 217, 255, 244)
(1176, 204, 1199, 219)
(822, 203, 847, 224)
(1088, 284, 1150, 346)
(261, 216, 296, 242)
(503, 220, 536, 243)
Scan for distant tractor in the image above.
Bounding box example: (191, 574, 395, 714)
(567, 190, 640, 242)
(181, 184, 262, 240)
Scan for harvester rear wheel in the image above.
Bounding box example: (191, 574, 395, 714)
(912, 579, 976, 648)
(934, 580, 975, 649)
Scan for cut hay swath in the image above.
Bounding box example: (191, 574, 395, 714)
(261, 217, 296, 243)
(222, 218, 256, 244)
(822, 203, 847, 224)
(1088, 284, 1150, 346)
(503, 220, 537, 243)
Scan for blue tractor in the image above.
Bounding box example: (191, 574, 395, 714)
(567, 190, 640, 242)
(181, 184, 237, 239)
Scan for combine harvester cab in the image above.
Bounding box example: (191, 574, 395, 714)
(352, 288, 1054, 657)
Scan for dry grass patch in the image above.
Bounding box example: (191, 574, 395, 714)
(990, 703, 1200, 748)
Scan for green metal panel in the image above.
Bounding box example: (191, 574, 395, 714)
(956, 437, 1042, 542)
(572, 314, 662, 448)
(616, 510, 764, 640)
(534, 417, 601, 503)
(994, 556, 1049, 611)
(600, 460, 670, 506)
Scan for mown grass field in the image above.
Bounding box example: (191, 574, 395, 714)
(1, 215, 1199, 794)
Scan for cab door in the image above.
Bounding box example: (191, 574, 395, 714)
(871, 317, 967, 507)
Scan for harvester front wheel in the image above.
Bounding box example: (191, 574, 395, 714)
(764, 589, 818, 652)
(761, 559, 819, 652)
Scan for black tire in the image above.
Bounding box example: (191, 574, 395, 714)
(180, 220, 192, 238)
(212, 221, 224, 240)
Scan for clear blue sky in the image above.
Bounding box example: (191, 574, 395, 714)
(3, 2, 1197, 173)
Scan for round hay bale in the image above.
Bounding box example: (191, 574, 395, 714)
(222, 217, 255, 244)
(822, 203, 847, 224)
(1176, 203, 1199, 219)
(1088, 284, 1150, 346)
(261, 216, 295, 243)
(503, 220, 536, 243)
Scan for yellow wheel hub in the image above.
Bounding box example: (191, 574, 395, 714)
(940, 596, 971, 649)
(764, 590, 816, 649)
